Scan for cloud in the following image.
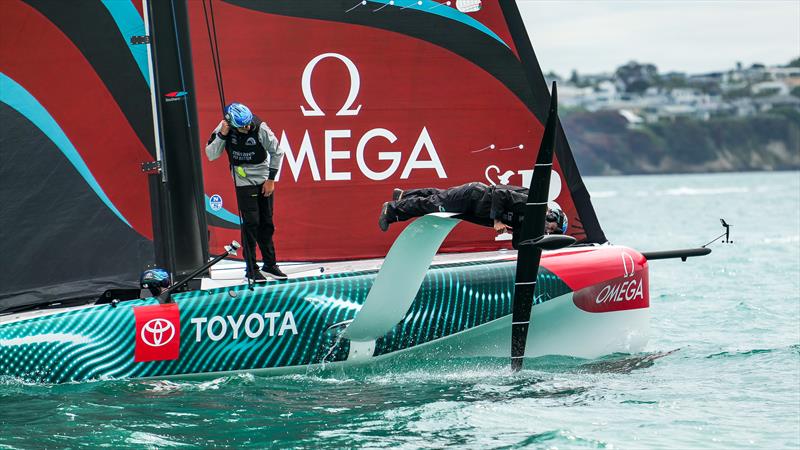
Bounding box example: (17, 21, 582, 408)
(519, 0, 800, 75)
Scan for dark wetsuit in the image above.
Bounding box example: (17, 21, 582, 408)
(389, 183, 530, 244)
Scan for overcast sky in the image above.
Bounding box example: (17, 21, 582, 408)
(517, 0, 800, 76)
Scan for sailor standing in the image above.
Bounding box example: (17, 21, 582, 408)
(205, 102, 287, 281)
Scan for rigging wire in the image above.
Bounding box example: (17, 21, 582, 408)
(200, 0, 256, 289)
(202, 0, 226, 109)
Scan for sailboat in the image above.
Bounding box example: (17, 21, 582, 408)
(0, 0, 715, 384)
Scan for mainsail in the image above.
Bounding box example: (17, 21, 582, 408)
(1, 1, 157, 310)
(191, 0, 606, 259)
(0, 0, 606, 309)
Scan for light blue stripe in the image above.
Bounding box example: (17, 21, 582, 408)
(368, 0, 508, 48)
(206, 195, 241, 225)
(100, 0, 151, 86)
(0, 73, 131, 227)
(100, 3, 241, 229)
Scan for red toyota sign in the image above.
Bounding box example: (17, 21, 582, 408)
(134, 304, 181, 362)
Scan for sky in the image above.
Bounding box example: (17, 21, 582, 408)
(517, 0, 800, 76)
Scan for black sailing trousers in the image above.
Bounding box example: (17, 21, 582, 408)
(393, 183, 489, 220)
(391, 182, 489, 221)
(235, 183, 276, 276)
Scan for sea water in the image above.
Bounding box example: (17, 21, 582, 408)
(1, 171, 798, 449)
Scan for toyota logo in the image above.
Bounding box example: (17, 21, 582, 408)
(141, 318, 176, 347)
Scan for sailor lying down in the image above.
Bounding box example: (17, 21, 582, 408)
(378, 182, 567, 245)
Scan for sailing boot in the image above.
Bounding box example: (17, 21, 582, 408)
(261, 264, 288, 280)
(248, 269, 268, 283)
(392, 188, 403, 201)
(378, 202, 397, 232)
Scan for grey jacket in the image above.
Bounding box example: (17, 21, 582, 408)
(205, 120, 284, 187)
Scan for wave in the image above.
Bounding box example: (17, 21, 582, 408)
(705, 344, 799, 359)
(135, 373, 257, 392)
(590, 190, 618, 198)
(505, 430, 612, 448)
(307, 352, 676, 384)
(0, 351, 679, 388)
(762, 235, 800, 244)
(577, 349, 678, 373)
(126, 431, 189, 448)
(658, 186, 750, 196)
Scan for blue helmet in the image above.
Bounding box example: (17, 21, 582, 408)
(545, 207, 568, 234)
(224, 102, 253, 128)
(140, 268, 171, 290)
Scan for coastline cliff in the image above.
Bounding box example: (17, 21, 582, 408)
(563, 109, 800, 175)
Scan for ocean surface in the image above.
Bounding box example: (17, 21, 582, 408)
(1, 171, 798, 449)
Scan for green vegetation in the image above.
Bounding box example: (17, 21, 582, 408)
(562, 111, 800, 175)
(559, 56, 800, 174)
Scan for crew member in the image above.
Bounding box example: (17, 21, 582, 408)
(206, 102, 286, 282)
(379, 182, 568, 245)
(140, 268, 171, 297)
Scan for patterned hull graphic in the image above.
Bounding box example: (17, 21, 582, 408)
(0, 247, 649, 384)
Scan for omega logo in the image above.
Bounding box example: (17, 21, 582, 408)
(622, 251, 635, 278)
(279, 53, 447, 182)
(300, 53, 362, 117)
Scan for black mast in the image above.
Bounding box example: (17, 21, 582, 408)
(509, 83, 567, 371)
(145, 0, 209, 279)
(498, 1, 578, 371)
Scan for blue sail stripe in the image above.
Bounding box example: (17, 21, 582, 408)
(0, 73, 132, 228)
(368, 0, 508, 48)
(100, 2, 243, 228)
(100, 0, 150, 86)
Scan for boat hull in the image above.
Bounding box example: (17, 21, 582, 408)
(0, 246, 649, 383)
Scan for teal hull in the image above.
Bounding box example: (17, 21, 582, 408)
(0, 259, 571, 383)
(1, 244, 653, 384)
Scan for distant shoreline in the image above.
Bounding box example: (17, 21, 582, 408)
(563, 109, 800, 176)
(582, 168, 800, 177)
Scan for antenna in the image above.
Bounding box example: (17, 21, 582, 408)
(703, 218, 733, 248)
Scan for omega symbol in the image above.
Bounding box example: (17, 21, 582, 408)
(300, 53, 362, 117)
(622, 251, 636, 278)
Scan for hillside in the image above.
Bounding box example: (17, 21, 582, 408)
(562, 109, 800, 175)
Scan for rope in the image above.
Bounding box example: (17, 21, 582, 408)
(200, 0, 256, 289)
(201, 0, 226, 109)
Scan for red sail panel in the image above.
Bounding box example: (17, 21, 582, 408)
(1, 1, 154, 238)
(189, 1, 604, 261)
(1, 1, 157, 308)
